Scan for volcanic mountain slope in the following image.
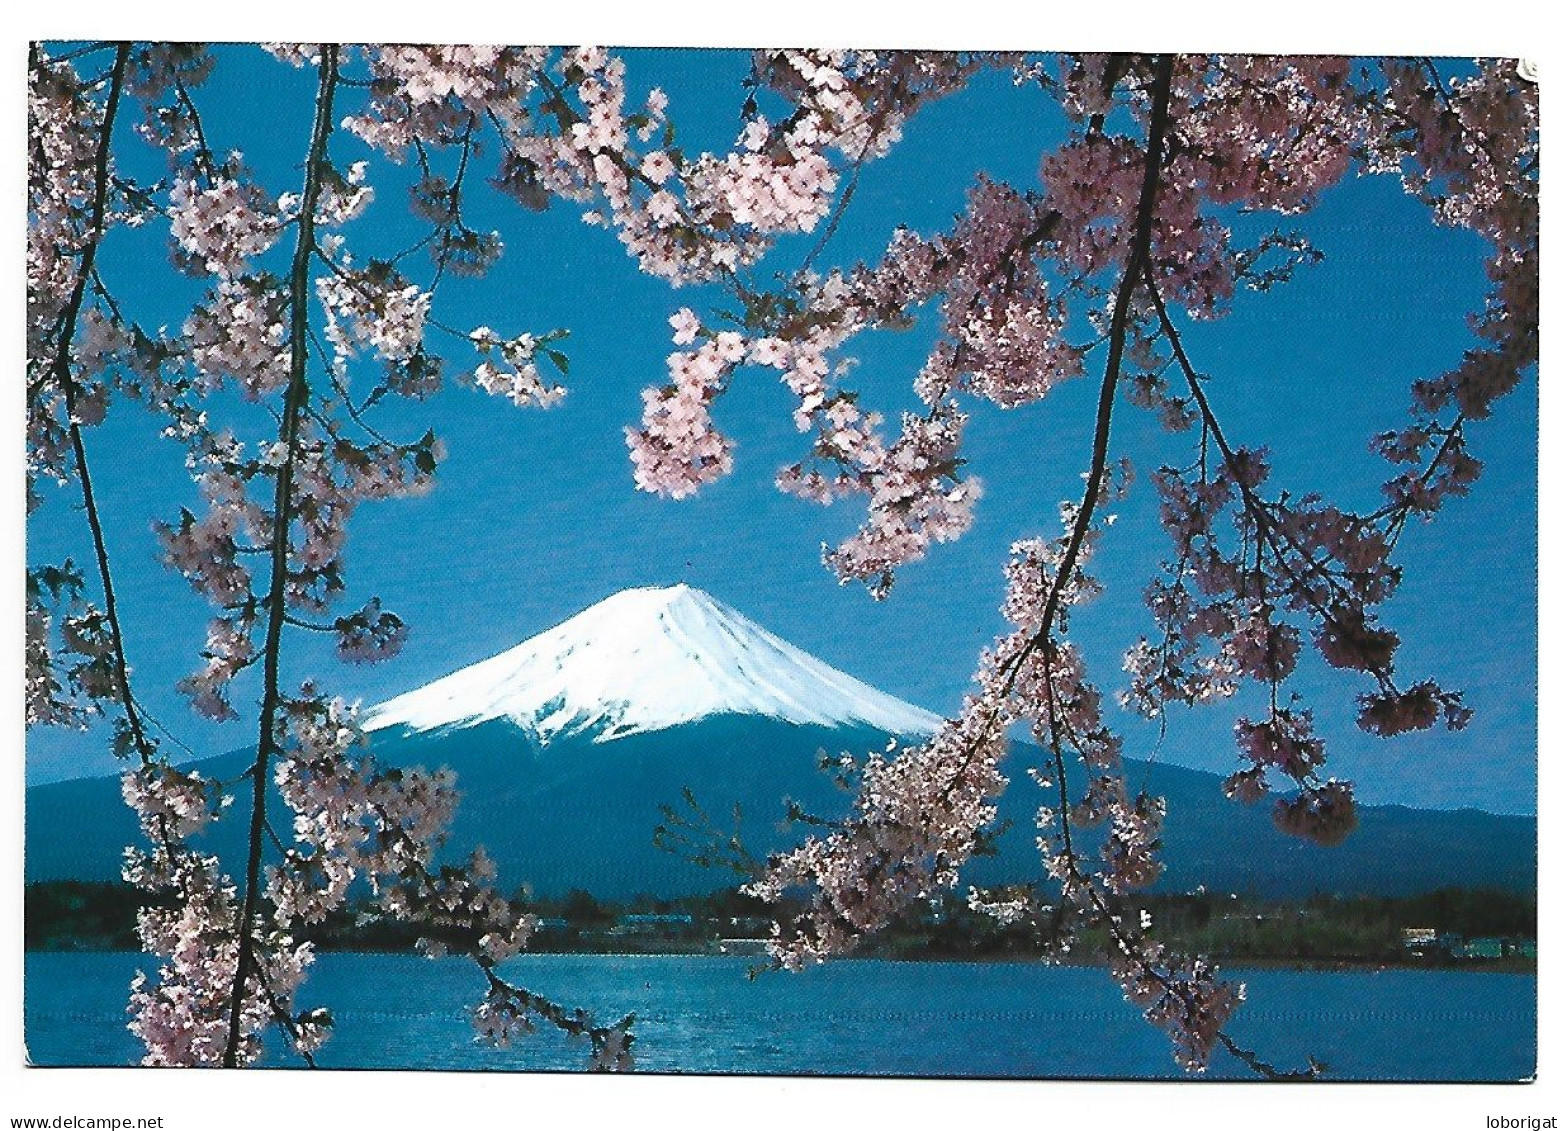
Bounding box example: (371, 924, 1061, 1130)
(26, 586, 1534, 900)
(362, 583, 941, 741)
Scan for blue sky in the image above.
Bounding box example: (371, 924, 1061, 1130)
(28, 47, 1536, 815)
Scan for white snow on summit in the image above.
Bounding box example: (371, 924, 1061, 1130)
(364, 584, 943, 743)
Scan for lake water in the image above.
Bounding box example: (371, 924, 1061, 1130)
(24, 952, 1535, 1080)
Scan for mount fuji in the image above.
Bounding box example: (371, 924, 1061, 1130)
(26, 586, 1533, 900)
(363, 584, 941, 744)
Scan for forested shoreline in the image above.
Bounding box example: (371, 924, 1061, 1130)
(26, 881, 1536, 970)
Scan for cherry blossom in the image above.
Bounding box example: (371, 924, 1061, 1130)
(26, 44, 1535, 1079)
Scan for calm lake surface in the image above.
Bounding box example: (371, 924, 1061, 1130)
(24, 952, 1535, 1080)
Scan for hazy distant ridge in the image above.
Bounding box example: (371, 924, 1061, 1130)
(26, 587, 1535, 900)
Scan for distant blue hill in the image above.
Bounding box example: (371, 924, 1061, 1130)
(25, 713, 1535, 901)
(27, 587, 1534, 901)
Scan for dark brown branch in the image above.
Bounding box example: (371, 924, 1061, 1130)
(929, 54, 1175, 808)
(1037, 635, 1318, 1080)
(37, 41, 117, 65)
(1143, 264, 1399, 697)
(47, 45, 155, 766)
(224, 44, 339, 1068)
(776, 52, 1177, 977)
(38, 46, 212, 983)
(173, 74, 220, 186)
(253, 962, 319, 1069)
(479, 963, 635, 1056)
(796, 69, 908, 274)
(1032, 55, 1173, 643)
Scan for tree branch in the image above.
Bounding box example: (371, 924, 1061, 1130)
(1031, 53, 1173, 643)
(1143, 263, 1400, 697)
(42, 45, 150, 755)
(223, 44, 339, 1067)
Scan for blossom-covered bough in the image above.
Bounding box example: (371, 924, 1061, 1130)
(28, 42, 644, 1070)
(625, 51, 1536, 1076)
(27, 43, 1535, 1076)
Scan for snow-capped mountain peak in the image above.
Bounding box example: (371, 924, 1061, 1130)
(363, 584, 943, 743)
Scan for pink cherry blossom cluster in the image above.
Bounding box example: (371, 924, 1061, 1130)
(185, 277, 290, 397)
(160, 428, 439, 693)
(743, 686, 1012, 967)
(626, 314, 741, 498)
(1226, 708, 1361, 848)
(126, 846, 307, 1066)
(1169, 57, 1362, 215)
(922, 178, 1084, 407)
(1005, 526, 1169, 914)
(1038, 56, 1368, 320)
(343, 44, 550, 157)
(1124, 425, 1475, 844)
(528, 46, 829, 282)
(316, 262, 432, 371)
(155, 432, 268, 592)
(631, 173, 1112, 597)
(27, 51, 118, 498)
(73, 307, 139, 394)
(1271, 779, 1358, 847)
(156, 497, 258, 608)
(1110, 941, 1245, 1072)
(176, 614, 256, 721)
(1041, 133, 1234, 316)
(25, 587, 75, 728)
(632, 296, 983, 594)
(270, 690, 457, 915)
(471, 980, 636, 1072)
(280, 429, 434, 609)
(681, 133, 837, 237)
(1010, 529, 1247, 1075)
(27, 41, 651, 1071)
(27, 52, 104, 348)
(1060, 773, 1165, 894)
(348, 47, 971, 286)
(57, 607, 121, 702)
(25, 385, 76, 507)
(815, 406, 981, 598)
(754, 51, 986, 162)
(334, 434, 444, 501)
(749, 512, 1099, 962)
(266, 687, 635, 1058)
(1051, 54, 1120, 120)
(467, 326, 568, 409)
(168, 175, 283, 278)
(124, 45, 219, 171)
(341, 46, 728, 282)
(408, 169, 504, 279)
(122, 763, 223, 839)
(306, 160, 374, 227)
(1367, 61, 1537, 522)
(965, 885, 1036, 926)
(260, 44, 319, 67)
(749, 496, 1245, 1072)
(763, 320, 975, 590)
(561, 49, 978, 281)
(1234, 709, 1324, 781)
(24, 563, 122, 728)
(121, 763, 328, 1067)
(332, 597, 410, 663)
